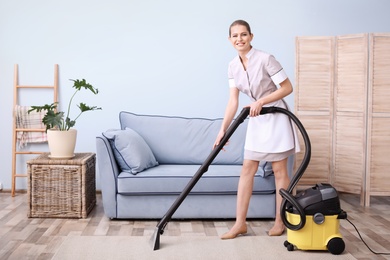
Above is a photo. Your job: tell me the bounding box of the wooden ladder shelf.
[11,64,58,196]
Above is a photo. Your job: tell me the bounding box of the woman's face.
[229,25,253,53]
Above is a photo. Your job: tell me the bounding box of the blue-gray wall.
[1,0,389,190]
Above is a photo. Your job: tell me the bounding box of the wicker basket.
[27,153,96,218]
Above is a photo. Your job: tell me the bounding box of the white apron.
[245,100,300,154]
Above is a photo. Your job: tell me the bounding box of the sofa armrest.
[96,135,120,218]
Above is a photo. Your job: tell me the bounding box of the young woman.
[213,20,299,239]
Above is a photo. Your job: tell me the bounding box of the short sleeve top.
[227,47,299,154]
[228,48,287,102]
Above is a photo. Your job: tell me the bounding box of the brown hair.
[229,20,252,37]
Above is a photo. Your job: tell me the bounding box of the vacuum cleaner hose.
[279,189,306,230]
[260,106,311,231]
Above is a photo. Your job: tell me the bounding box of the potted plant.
[29,79,102,158]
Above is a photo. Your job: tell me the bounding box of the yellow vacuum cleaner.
[281,183,347,255]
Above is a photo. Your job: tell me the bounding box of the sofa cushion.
[119,112,248,165]
[117,161,275,195]
[102,128,158,174]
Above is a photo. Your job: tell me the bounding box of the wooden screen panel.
[366,33,390,206]
[335,34,368,113]
[371,34,390,114]
[333,114,365,194]
[333,34,368,198]
[295,37,334,112]
[295,36,334,188]
[369,117,390,194]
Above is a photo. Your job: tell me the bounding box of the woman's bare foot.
[267,222,285,236]
[220,223,248,240]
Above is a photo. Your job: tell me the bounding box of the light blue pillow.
[102,128,158,174]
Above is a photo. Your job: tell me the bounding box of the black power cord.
[346,218,390,255]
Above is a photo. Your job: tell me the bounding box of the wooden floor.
[0,192,389,260]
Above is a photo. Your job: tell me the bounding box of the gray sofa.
[96,111,294,219]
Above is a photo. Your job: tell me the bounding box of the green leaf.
[78,103,102,113]
[42,110,64,130]
[28,103,58,114]
[70,79,99,94]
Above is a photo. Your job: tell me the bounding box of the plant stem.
[73,113,83,124]
[65,90,78,130]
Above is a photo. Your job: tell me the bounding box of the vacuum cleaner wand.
[150,107,250,250]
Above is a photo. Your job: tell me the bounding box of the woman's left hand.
[245,100,264,117]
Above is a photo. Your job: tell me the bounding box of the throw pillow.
[102,128,158,174]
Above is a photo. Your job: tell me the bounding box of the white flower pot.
[47,129,77,159]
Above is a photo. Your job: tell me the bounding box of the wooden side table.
[27,153,96,218]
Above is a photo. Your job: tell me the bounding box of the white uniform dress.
[228,47,300,161]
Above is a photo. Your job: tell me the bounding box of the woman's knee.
[272,159,288,177]
[241,160,259,176]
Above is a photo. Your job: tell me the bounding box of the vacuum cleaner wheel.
[327,237,345,255]
[284,240,294,251]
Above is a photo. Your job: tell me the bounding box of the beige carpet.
[52,235,356,260]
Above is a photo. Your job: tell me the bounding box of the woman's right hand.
[213,131,229,151]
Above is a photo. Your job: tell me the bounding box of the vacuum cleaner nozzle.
[150,227,161,250]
